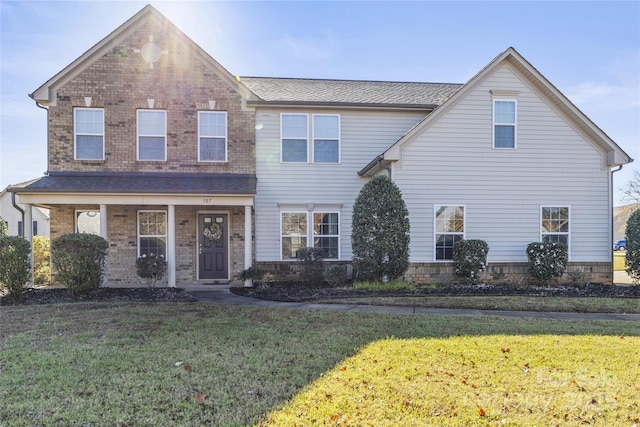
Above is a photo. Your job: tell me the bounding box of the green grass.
[2,303,639,426]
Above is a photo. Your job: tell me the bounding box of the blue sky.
[1,0,638,204]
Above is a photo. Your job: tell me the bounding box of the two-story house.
[10,5,632,286]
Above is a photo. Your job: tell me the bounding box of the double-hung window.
[137,110,166,161]
[281,211,340,259]
[281,114,309,162]
[281,114,340,163]
[541,206,569,245]
[493,99,516,148]
[138,211,167,257]
[74,108,104,160]
[198,111,227,162]
[435,205,465,260]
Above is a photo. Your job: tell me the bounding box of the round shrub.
[51,233,108,295]
[453,239,489,285]
[625,208,640,284]
[0,235,31,299]
[352,175,410,282]
[526,242,568,284]
[136,253,167,286]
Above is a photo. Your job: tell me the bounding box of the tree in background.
[352,175,410,282]
[621,169,640,205]
[625,208,640,284]
[0,216,8,236]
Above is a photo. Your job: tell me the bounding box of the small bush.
[526,242,568,284]
[33,235,51,286]
[136,253,167,286]
[324,264,348,287]
[297,247,326,286]
[453,239,489,285]
[238,266,266,286]
[625,209,640,284]
[0,236,31,298]
[51,233,108,296]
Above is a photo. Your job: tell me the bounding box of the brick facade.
[44,15,255,286]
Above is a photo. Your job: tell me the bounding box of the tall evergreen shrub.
[0,235,31,298]
[625,209,640,284]
[352,175,410,281]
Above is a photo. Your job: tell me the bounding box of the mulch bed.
[2,282,638,306]
[231,282,640,302]
[0,287,197,306]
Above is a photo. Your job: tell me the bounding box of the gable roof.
[359,47,633,176]
[240,77,461,109]
[30,5,252,106]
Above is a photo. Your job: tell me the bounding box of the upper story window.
[281,113,340,163]
[198,111,227,162]
[137,110,166,161]
[493,100,516,149]
[541,206,569,246]
[74,108,104,160]
[434,205,465,260]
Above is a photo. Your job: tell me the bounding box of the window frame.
[434,205,466,261]
[493,99,517,149]
[74,107,105,160]
[75,210,101,235]
[540,206,570,250]
[137,210,167,258]
[281,113,309,163]
[280,210,340,260]
[312,114,340,164]
[198,111,228,162]
[137,109,167,161]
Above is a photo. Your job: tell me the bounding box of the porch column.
[23,204,34,288]
[167,205,176,287]
[244,205,253,287]
[100,205,108,287]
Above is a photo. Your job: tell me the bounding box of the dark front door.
[198,214,228,280]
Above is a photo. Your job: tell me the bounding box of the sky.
[1,0,638,205]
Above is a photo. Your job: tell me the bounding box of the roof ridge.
[240,76,462,86]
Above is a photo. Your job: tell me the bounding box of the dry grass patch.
[260,335,640,426]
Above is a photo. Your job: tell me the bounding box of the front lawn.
[614,250,627,271]
[2,303,639,426]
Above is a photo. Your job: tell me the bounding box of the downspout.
[611,164,623,281]
[11,192,25,237]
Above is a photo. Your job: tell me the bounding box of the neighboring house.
[9,5,633,286]
[0,187,50,237]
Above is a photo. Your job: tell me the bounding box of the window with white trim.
[313,212,339,258]
[74,108,104,160]
[493,100,516,148]
[198,111,227,162]
[138,211,167,257]
[281,210,340,260]
[137,110,166,161]
[76,210,101,235]
[281,114,340,163]
[541,206,569,245]
[281,212,307,259]
[435,205,465,260]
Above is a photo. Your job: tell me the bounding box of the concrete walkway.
[184,284,640,322]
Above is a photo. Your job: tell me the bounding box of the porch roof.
[10,172,257,195]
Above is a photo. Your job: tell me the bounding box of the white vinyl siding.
[198,111,227,162]
[394,64,609,263]
[137,110,166,161]
[74,108,104,160]
[256,109,426,262]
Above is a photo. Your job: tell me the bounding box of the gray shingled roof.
[240,77,462,107]
[12,172,256,194]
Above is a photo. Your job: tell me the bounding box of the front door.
[198,213,228,280]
